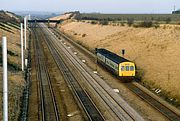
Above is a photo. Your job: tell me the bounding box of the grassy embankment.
[0,21,25,121]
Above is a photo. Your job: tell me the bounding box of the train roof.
[97,48,130,64]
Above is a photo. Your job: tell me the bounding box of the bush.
[7,50,18,56]
[154,23,160,29]
[133,24,139,28]
[120,22,125,26]
[91,21,98,24]
[127,18,134,26]
[133,21,160,28]
[99,20,109,25]
[140,21,153,28]
[82,34,86,37]
[7,62,21,71]
[153,21,159,28]
[133,21,153,28]
[165,17,171,24]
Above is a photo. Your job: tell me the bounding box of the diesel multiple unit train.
[96,48,135,80]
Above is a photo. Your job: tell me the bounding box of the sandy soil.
[59,21,180,102]
[0,26,25,120]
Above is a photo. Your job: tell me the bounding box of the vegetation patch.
[99,19,109,25]
[6,22,20,30]
[0,24,14,33]
[91,21,98,24]
[1,22,20,31]
[0,46,18,56]
[0,47,20,71]
[133,21,160,28]
[7,62,21,71]
[0,57,20,71]
[0,22,12,30]
[80,13,180,22]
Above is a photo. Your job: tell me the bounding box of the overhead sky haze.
[1,0,180,13]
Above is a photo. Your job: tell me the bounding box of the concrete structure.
[2,36,8,121]
[24,17,27,49]
[28,19,61,23]
[21,23,24,71]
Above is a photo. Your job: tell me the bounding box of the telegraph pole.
[24,17,27,50]
[21,23,24,71]
[2,36,8,121]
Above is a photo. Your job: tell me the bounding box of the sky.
[0,0,180,13]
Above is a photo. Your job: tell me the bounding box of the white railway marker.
[74,52,77,55]
[24,17,27,50]
[21,23,24,71]
[2,36,8,121]
[82,60,86,63]
[113,89,120,93]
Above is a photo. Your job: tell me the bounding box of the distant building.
[172,9,180,14]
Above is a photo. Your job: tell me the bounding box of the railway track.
[126,83,180,121]
[32,26,60,121]
[41,24,144,121]
[36,24,105,121]
[50,27,180,121]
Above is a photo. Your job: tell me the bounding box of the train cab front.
[119,62,135,82]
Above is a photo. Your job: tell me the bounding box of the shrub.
[133,21,153,28]
[99,20,109,25]
[154,24,160,29]
[133,24,139,28]
[165,17,171,24]
[91,21,98,24]
[7,50,18,56]
[127,18,134,26]
[154,22,160,29]
[163,25,166,29]
[120,22,125,26]
[140,21,153,28]
[82,34,86,37]
[7,61,21,71]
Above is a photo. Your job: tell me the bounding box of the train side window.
[126,66,129,71]
[121,66,124,71]
[130,66,134,71]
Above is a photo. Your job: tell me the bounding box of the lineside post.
[48,19,50,28]
[2,36,8,121]
[21,23,24,71]
[24,17,27,50]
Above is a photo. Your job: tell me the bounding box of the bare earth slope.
[59,21,180,102]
